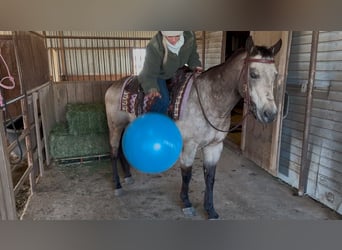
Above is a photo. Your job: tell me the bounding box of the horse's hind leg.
[118,131,134,185]
[111,154,123,196]
[202,143,223,219]
[108,126,126,196]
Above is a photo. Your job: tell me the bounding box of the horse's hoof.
[124,177,134,185]
[207,211,219,220]
[182,207,196,217]
[114,188,123,196]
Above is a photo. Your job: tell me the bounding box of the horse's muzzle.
[261,108,277,123]
[251,102,277,124]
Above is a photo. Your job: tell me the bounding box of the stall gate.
[279,31,342,214]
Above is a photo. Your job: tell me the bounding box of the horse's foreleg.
[203,163,218,219]
[180,166,193,207]
[179,143,198,217]
[202,142,223,219]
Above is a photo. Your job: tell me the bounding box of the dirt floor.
[21,143,341,220]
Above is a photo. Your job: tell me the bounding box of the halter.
[194,55,275,133]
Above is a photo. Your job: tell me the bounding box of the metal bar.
[107,39,113,80]
[113,42,118,80]
[298,31,320,196]
[58,31,68,80]
[91,38,96,80]
[45,35,151,40]
[4,94,25,106]
[79,39,85,81]
[101,39,107,81]
[73,35,80,80]
[85,39,91,81]
[97,37,102,80]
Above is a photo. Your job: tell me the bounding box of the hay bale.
[49,123,110,159]
[66,103,108,136]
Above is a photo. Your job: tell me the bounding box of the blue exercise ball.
[122,113,183,174]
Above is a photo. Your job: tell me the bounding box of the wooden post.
[298,31,320,196]
[0,111,17,220]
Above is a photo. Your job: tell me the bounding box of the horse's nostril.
[264,110,276,122]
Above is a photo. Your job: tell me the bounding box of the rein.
[194,56,275,133]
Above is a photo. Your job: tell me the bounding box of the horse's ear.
[245,36,255,55]
[270,39,282,56]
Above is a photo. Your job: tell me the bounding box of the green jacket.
[138,31,202,93]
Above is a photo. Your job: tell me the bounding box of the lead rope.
[0,49,16,109]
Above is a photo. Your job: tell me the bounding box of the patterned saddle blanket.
[119,67,196,120]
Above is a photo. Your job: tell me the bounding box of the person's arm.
[187,32,203,72]
[138,42,163,95]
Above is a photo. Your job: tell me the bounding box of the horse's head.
[243,36,282,124]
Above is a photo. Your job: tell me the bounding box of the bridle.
[194,55,275,133]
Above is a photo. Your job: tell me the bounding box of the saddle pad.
[120,76,154,115]
[119,73,196,120]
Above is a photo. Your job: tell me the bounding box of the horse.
[104,36,282,219]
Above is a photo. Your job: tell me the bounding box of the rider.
[138,31,203,114]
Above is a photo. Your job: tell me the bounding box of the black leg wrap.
[112,156,122,190]
[180,167,193,208]
[118,145,132,179]
[203,165,219,219]
[118,129,132,179]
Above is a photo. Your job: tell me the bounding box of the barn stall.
[0,31,341,219]
[0,31,210,219]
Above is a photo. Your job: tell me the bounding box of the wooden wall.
[196,31,224,70]
[279,31,342,214]
[53,81,112,122]
[0,34,21,118]
[13,32,50,92]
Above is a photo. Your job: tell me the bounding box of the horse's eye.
[250,72,259,79]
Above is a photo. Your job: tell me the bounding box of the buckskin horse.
[104,36,282,219]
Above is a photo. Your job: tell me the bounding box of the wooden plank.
[101,81,112,99]
[321,147,342,164]
[39,82,55,166]
[0,111,17,219]
[75,82,85,103]
[12,32,50,92]
[315,181,342,213]
[66,82,76,103]
[32,92,44,177]
[82,82,94,103]
[53,83,68,122]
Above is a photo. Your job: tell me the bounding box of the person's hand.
[195,66,203,73]
[146,88,161,99]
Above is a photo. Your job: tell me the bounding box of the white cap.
[161,31,183,36]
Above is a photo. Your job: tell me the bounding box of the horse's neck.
[195,61,243,118]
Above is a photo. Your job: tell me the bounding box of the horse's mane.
[203,44,274,74]
[250,45,274,58]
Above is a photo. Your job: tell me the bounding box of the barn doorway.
[225,31,250,148]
